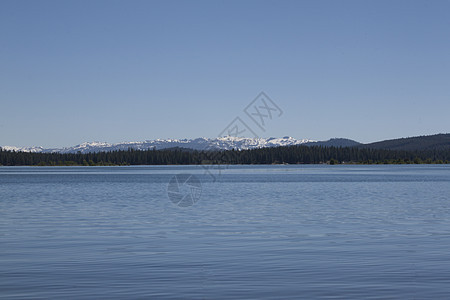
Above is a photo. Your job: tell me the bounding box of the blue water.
[1,165,450,299]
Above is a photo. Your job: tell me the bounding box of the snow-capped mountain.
[1,146,46,153]
[1,136,314,153]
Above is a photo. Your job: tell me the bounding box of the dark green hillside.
[361,133,450,151]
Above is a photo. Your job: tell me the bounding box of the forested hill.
[1,145,449,166]
[361,133,450,151]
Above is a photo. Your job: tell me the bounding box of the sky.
[1,0,449,148]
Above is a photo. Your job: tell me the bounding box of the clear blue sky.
[1,0,449,147]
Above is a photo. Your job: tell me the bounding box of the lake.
[1,165,450,299]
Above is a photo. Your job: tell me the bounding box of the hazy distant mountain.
[304,138,361,148]
[360,133,450,151]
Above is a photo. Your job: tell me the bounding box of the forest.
[1,145,449,166]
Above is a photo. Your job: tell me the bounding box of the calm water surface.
[1,165,450,299]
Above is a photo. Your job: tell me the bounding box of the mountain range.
[1,136,314,153]
[1,134,449,153]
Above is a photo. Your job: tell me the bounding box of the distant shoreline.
[1,162,449,167]
[1,144,449,167]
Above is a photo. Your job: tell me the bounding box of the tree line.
[0,146,449,166]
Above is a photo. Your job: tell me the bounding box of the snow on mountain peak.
[1,146,45,153]
[1,136,315,154]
